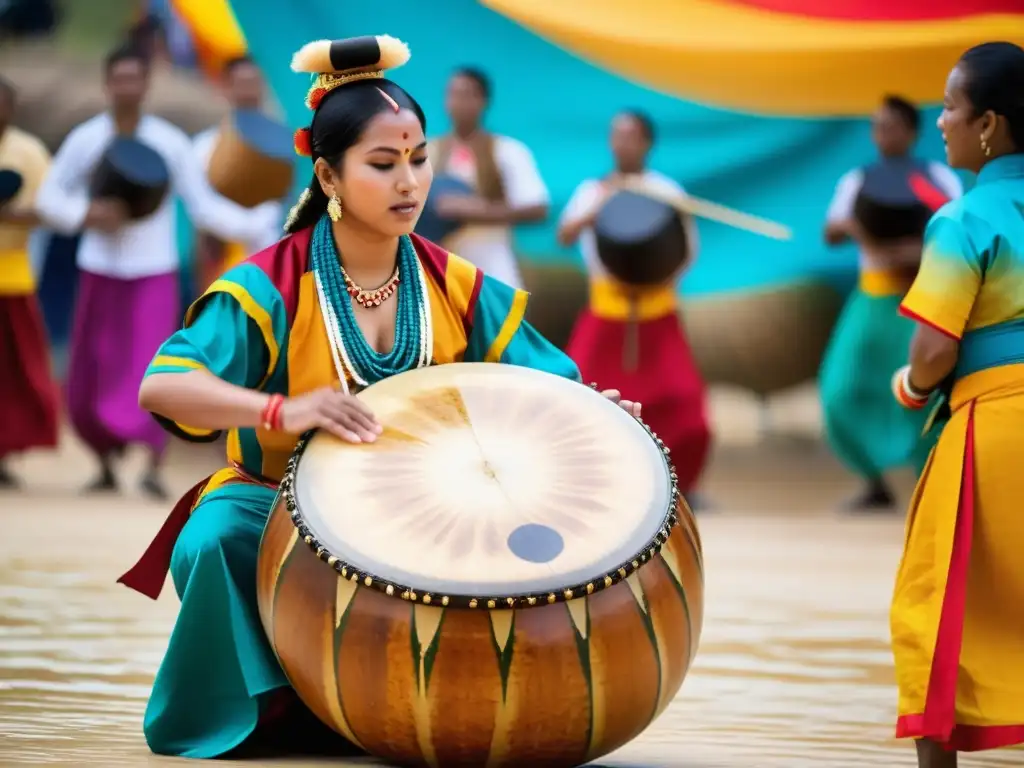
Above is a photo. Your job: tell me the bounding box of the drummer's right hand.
[86,199,129,234]
[278,387,382,443]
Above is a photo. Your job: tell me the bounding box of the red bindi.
[402,132,409,139]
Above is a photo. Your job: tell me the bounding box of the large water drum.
[256,362,704,768]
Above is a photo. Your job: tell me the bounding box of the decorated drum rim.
[277,391,683,611]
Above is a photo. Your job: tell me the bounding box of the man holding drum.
[425,67,549,289]
[191,55,284,291]
[35,44,272,499]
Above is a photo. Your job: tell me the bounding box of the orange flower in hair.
[293,127,312,157]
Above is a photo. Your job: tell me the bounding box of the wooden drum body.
[414,174,475,244]
[594,189,691,287]
[89,137,170,220]
[256,363,704,768]
[853,158,946,243]
[208,108,294,208]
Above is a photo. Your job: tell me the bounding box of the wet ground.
[1,386,1019,766]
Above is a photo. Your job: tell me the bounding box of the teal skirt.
[819,289,935,480]
[142,483,357,759]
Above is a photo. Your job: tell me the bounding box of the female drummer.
[889,42,1024,767]
[120,35,640,759]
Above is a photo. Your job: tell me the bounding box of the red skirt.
[566,309,711,492]
[0,294,60,457]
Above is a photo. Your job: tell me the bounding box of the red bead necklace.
[340,265,401,308]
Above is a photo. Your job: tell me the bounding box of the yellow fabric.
[151,355,206,371]
[221,242,248,273]
[858,268,914,298]
[170,0,246,61]
[189,466,253,511]
[0,127,51,295]
[269,257,479,480]
[481,0,1023,116]
[484,288,528,362]
[0,249,35,296]
[891,363,1024,724]
[588,278,678,321]
[186,278,279,387]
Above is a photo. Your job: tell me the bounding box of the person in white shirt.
[819,95,964,512]
[557,110,712,508]
[427,67,548,289]
[35,44,272,499]
[190,55,282,292]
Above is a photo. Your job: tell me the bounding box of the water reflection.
[1,499,1021,767]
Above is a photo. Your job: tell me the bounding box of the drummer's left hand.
[601,388,642,419]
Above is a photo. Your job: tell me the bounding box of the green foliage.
[53,0,138,53]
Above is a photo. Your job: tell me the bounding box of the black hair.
[881,94,920,133]
[285,78,428,234]
[452,66,491,102]
[104,43,150,77]
[223,54,256,77]
[619,109,656,144]
[958,42,1024,152]
[0,76,15,106]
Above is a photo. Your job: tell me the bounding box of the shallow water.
[1,395,1020,767]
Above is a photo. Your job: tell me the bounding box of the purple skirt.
[66,270,180,456]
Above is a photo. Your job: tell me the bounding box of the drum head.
[594,190,689,286]
[415,175,475,244]
[0,169,24,206]
[232,109,294,162]
[104,137,169,187]
[292,363,674,600]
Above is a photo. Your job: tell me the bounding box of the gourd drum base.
[256,364,705,768]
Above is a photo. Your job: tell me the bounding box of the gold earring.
[981,136,992,157]
[327,194,343,222]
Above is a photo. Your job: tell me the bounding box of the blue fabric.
[956,319,1024,380]
[465,273,582,380]
[819,289,934,479]
[227,0,964,301]
[144,483,286,758]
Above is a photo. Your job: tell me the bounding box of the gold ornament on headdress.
[291,34,411,112]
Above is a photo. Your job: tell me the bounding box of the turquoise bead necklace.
[311,215,432,392]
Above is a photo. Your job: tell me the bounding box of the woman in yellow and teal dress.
[889,42,1024,768]
[117,35,641,760]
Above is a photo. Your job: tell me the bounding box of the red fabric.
[727,0,1020,21]
[566,309,711,492]
[909,172,952,213]
[894,404,1024,751]
[117,475,211,600]
[0,295,59,458]
[247,226,314,326]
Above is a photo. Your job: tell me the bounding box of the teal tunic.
[819,287,936,480]
[138,230,581,758]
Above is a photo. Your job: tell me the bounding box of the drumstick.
[611,175,793,242]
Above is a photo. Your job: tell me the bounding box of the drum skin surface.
[0,168,24,206]
[256,363,704,768]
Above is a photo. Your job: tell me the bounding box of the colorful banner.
[483,0,1024,116]
[172,0,986,299]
